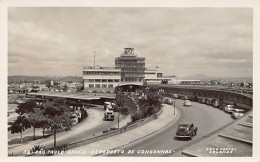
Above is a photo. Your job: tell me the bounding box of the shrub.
[120,107,129,115]
[131,114,140,122]
[30,144,46,155]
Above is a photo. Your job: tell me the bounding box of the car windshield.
[178,127,188,132]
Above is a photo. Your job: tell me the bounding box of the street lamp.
[173,99,176,116]
[117,111,120,129]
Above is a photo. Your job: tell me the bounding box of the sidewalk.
[8,108,131,156]
[61,104,177,156]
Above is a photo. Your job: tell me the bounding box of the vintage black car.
[175,123,198,140]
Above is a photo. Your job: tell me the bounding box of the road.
[108,99,234,157]
[8,105,131,155]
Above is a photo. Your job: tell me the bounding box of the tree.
[63,84,69,92]
[10,115,31,143]
[27,109,48,139]
[16,100,37,115]
[42,98,73,147]
[138,88,163,118]
[115,92,125,111]
[46,112,73,147]
[115,92,126,128]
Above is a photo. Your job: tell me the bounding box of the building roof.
[115,56,145,60]
[83,66,120,71]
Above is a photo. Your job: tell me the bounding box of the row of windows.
[116,59,145,63]
[83,71,120,75]
[89,84,114,88]
[121,78,143,82]
[115,64,145,68]
[86,79,120,83]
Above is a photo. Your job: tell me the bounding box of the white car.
[224,105,235,113]
[232,109,245,119]
[183,100,191,106]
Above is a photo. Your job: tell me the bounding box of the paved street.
[8,105,131,155]
[108,99,234,157]
[60,103,176,156]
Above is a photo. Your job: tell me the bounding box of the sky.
[8,7,253,78]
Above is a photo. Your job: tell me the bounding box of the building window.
[102,84,107,88]
[108,79,113,82]
[95,84,100,88]
[108,84,113,88]
[88,79,94,82]
[95,79,100,82]
[114,79,119,82]
[102,79,107,82]
[89,84,94,88]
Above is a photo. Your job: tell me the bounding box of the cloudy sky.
[8,7,253,78]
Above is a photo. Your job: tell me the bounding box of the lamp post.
[116,89,121,129]
[174,99,176,116]
[117,111,120,129]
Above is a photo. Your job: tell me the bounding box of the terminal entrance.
[115,84,144,93]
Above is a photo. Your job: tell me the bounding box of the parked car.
[232,109,245,119]
[219,103,226,110]
[173,94,179,99]
[175,123,198,140]
[200,98,206,104]
[213,99,220,108]
[224,105,235,113]
[182,96,189,100]
[183,100,191,107]
[163,97,173,105]
[166,98,173,105]
[206,98,215,106]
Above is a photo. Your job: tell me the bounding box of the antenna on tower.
[94,51,96,67]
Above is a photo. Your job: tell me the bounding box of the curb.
[167,110,253,157]
[95,105,179,156]
[60,107,165,153]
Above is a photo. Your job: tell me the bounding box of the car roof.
[234,109,244,112]
[178,123,192,127]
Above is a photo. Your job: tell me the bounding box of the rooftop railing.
[154,84,253,97]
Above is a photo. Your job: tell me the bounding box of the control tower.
[115,48,145,84]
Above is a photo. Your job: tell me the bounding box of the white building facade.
[83,66,121,92]
[83,48,187,92]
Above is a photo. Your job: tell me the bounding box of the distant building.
[178,80,201,85]
[144,69,178,84]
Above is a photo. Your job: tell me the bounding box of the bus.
[104,108,115,121]
[104,102,112,110]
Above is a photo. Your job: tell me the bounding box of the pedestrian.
[234,102,237,108]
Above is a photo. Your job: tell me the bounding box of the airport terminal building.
[83,48,176,92]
